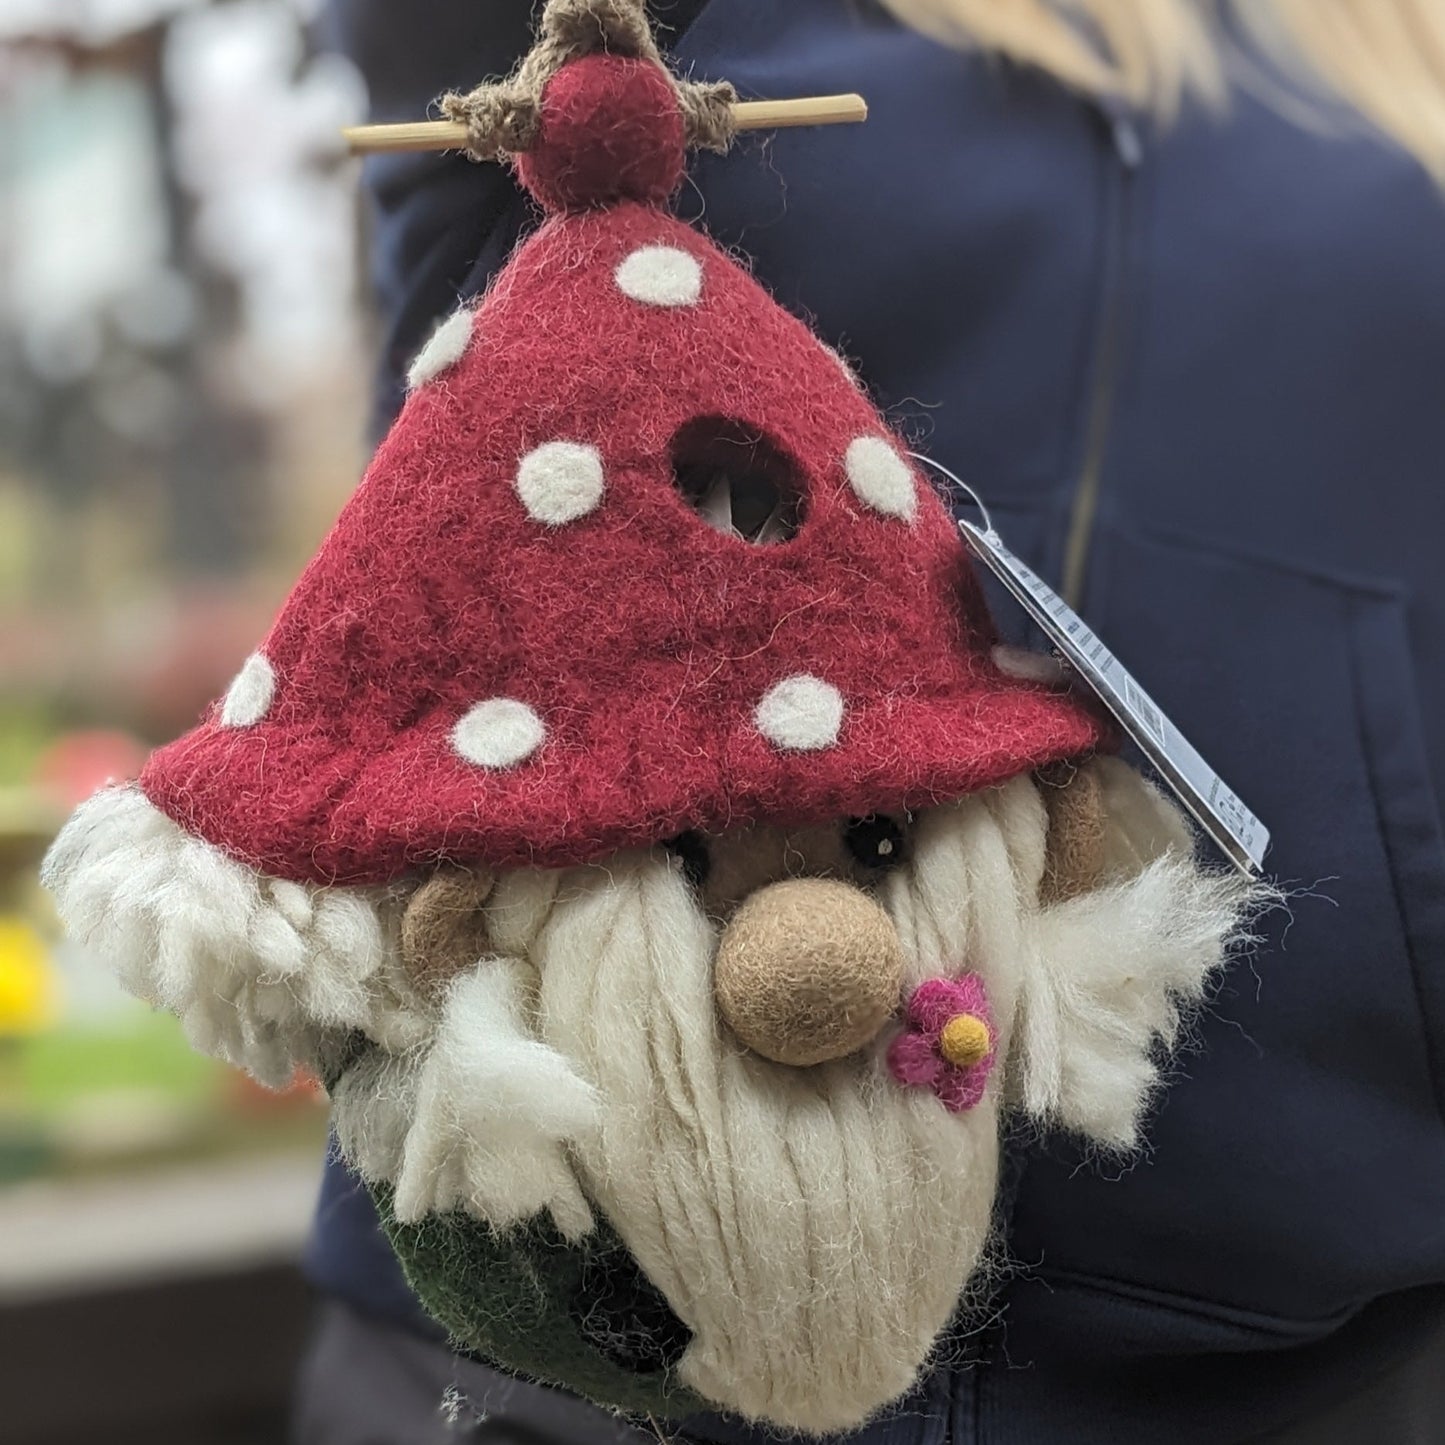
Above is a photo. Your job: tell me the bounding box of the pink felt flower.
[887,974,996,1112]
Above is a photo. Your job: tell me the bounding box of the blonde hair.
[878,0,1445,179]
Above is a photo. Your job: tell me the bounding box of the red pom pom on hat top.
[517,54,685,212]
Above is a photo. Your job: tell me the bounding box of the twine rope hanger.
[441,0,738,160]
[342,0,866,157]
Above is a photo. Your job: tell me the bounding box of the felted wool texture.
[438,5,736,165]
[1092,752,1199,872]
[452,697,547,769]
[219,652,275,727]
[844,434,919,521]
[406,307,474,391]
[531,849,1001,1435]
[322,774,1251,1433]
[698,818,867,918]
[516,55,685,213]
[1013,857,1253,1147]
[329,1043,421,1185]
[713,877,904,1066]
[513,440,606,525]
[368,1180,707,1422]
[136,110,1109,886]
[753,672,845,751]
[613,243,702,307]
[399,865,495,996]
[879,772,1259,1152]
[370,961,599,1239]
[40,784,431,1088]
[1038,758,1107,904]
[1007,760,1261,1147]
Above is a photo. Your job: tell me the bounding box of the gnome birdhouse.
[43,1,1259,1435]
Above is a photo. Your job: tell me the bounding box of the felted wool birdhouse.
[43,4,1258,1435]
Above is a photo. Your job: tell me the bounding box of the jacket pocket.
[1347,585,1445,1101]
[1008,523,1445,1333]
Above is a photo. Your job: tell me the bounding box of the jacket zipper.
[1060,111,1141,607]
[955,109,1146,1445]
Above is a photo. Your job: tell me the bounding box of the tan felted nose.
[713,877,905,1067]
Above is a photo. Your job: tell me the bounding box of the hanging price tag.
[956,515,1268,874]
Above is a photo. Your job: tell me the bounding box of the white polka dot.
[614,245,703,307]
[992,645,1068,687]
[755,675,845,752]
[406,307,473,390]
[515,441,605,525]
[219,653,275,728]
[844,436,917,521]
[453,698,545,769]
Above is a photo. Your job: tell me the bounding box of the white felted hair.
[46,772,1257,1434]
[532,850,999,1434]
[883,768,1258,1149]
[1013,856,1248,1145]
[379,963,598,1239]
[1005,759,1258,1145]
[41,786,432,1087]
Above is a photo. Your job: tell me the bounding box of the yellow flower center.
[939,1012,990,1068]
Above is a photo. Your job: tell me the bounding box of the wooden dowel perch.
[343,93,867,155]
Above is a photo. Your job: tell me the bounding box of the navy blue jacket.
[309,3,1445,1440]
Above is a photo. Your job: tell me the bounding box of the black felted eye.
[670,416,804,544]
[663,831,712,891]
[844,815,907,871]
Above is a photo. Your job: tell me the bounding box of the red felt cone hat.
[141,54,1107,885]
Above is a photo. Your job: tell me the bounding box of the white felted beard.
[39,785,433,1087]
[42,763,1260,1435]
[346,765,1256,1433]
[530,852,999,1430]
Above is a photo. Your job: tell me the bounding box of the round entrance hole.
[670,417,804,544]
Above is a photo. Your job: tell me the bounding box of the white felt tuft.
[614,245,703,307]
[406,307,472,390]
[514,440,605,525]
[1005,761,1261,1147]
[754,674,845,751]
[39,785,430,1088]
[1013,855,1253,1147]
[452,698,545,769]
[219,652,275,728]
[992,644,1068,687]
[844,436,918,521]
[377,963,600,1240]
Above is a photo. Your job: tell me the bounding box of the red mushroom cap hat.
[140,54,1108,886]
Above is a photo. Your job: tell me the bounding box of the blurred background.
[0,2,370,1439]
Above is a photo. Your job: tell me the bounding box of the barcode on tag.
[1123,675,1165,746]
[959,518,1269,875]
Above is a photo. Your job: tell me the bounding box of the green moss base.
[370,1181,705,1422]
